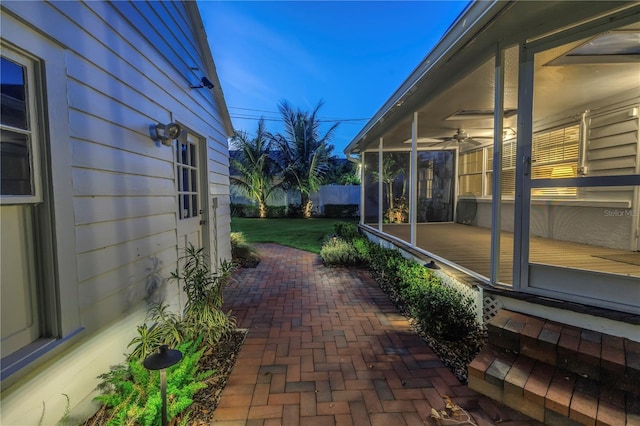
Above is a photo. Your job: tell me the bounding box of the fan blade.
[465,137,483,146]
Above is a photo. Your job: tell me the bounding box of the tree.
[322,157,360,185]
[372,154,407,222]
[230,118,280,218]
[273,100,338,218]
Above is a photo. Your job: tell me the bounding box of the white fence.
[231,184,360,215]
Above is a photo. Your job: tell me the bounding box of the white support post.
[490,43,505,284]
[359,156,364,226]
[411,112,418,247]
[513,42,535,290]
[378,137,384,230]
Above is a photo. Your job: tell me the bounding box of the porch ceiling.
[348,1,640,154]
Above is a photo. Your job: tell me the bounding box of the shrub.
[355,238,480,345]
[95,338,211,426]
[324,204,359,218]
[170,245,236,347]
[333,222,360,242]
[266,205,286,217]
[413,283,477,342]
[128,304,185,361]
[287,204,303,218]
[351,237,371,260]
[320,237,359,266]
[230,203,245,217]
[231,232,256,260]
[243,205,260,218]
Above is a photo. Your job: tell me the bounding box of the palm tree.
[371,154,407,222]
[230,118,280,218]
[273,100,338,218]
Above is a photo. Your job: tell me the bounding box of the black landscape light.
[143,345,183,426]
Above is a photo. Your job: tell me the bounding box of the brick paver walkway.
[214,244,539,425]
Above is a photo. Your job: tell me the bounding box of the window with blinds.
[531,125,579,196]
[487,138,517,197]
[483,126,579,197]
[459,150,483,196]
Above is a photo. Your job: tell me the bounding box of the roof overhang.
[185,1,235,138]
[344,0,640,156]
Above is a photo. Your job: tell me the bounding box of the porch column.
[513,42,535,290]
[359,157,364,226]
[490,43,505,284]
[411,112,418,246]
[378,137,384,230]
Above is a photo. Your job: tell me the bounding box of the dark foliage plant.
[333,222,361,242]
[321,232,483,379]
[319,236,360,266]
[94,338,212,426]
[92,245,238,424]
[323,204,359,218]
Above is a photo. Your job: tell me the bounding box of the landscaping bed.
[321,222,486,384]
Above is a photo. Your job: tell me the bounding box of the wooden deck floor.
[378,223,640,284]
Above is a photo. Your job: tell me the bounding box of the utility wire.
[228,106,370,123]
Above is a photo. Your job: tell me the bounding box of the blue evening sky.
[198,1,469,157]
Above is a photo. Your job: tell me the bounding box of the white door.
[176,132,206,252]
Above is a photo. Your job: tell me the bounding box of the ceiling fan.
[438,129,486,147]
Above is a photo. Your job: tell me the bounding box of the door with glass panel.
[176,132,205,251]
[517,17,640,313]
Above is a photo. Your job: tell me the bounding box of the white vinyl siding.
[0,0,232,329]
[573,104,640,203]
[1,2,232,420]
[587,106,638,176]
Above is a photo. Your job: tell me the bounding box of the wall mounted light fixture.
[150,122,182,146]
[190,76,214,89]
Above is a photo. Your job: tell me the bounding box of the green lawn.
[230,217,358,254]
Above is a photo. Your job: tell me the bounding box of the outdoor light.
[143,345,183,426]
[151,122,182,145]
[190,76,214,89]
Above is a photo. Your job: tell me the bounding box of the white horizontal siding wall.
[1,1,231,423]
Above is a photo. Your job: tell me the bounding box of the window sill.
[1,327,84,390]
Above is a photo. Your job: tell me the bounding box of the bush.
[95,338,211,426]
[230,203,245,217]
[324,204,359,218]
[352,237,371,260]
[170,245,236,347]
[352,237,481,346]
[230,203,261,217]
[287,204,303,218]
[267,205,286,217]
[334,222,360,242]
[231,232,256,259]
[320,237,360,266]
[414,283,477,342]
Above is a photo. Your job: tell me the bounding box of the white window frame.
[1,49,42,204]
[1,22,81,384]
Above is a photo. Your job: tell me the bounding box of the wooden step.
[486,310,639,393]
